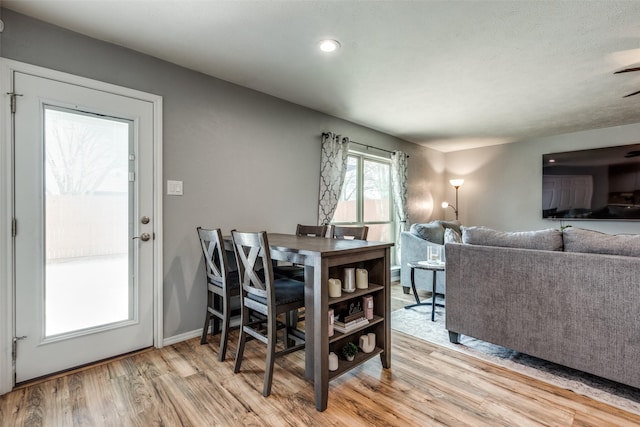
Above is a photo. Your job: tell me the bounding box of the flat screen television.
[542,144,640,220]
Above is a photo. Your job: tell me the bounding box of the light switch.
[167,180,183,196]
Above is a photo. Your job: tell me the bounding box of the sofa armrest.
[400,232,445,293]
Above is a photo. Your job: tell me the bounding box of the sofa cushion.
[444,227,462,244]
[410,222,445,244]
[563,227,640,257]
[462,226,563,251]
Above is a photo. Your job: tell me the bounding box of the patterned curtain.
[317,132,350,225]
[391,151,409,263]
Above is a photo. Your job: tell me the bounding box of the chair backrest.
[296,224,328,237]
[329,225,369,240]
[231,230,274,313]
[197,227,232,287]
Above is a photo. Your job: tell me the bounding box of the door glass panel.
[363,159,391,222]
[44,106,132,337]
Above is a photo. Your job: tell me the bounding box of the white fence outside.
[46,194,128,260]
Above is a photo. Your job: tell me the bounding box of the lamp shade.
[449,179,464,188]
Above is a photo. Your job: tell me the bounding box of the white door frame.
[0,58,164,395]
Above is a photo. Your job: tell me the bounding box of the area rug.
[391,305,640,416]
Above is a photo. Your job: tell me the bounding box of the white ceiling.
[5,0,640,152]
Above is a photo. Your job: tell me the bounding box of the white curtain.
[391,151,409,263]
[317,132,350,225]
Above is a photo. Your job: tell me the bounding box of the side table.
[404,261,445,321]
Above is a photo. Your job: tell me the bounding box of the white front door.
[12,70,158,383]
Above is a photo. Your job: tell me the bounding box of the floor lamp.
[442,179,464,220]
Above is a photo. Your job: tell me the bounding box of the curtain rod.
[322,132,408,157]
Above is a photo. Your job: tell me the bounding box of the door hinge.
[11,218,17,237]
[12,336,27,362]
[7,92,23,114]
[129,172,135,182]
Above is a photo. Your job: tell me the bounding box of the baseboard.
[163,328,202,346]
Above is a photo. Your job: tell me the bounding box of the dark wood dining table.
[227,233,393,411]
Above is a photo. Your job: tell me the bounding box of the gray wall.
[0,9,444,339]
[445,123,640,235]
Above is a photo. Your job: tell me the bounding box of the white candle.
[356,268,368,289]
[328,278,342,298]
[343,268,356,292]
[328,352,339,371]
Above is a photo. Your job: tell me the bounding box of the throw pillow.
[444,227,462,244]
[461,226,563,251]
[437,220,462,235]
[563,227,640,257]
[409,222,445,244]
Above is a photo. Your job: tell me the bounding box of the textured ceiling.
[5,1,640,152]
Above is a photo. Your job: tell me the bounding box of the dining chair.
[231,230,305,397]
[329,224,369,240]
[273,224,329,329]
[197,227,241,362]
[295,224,328,237]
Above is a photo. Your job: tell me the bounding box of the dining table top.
[265,233,393,253]
[224,232,393,261]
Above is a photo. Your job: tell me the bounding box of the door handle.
[133,233,151,241]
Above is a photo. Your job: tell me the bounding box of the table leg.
[410,266,421,304]
[431,270,436,322]
[404,266,434,310]
[312,259,329,411]
[404,266,445,320]
[304,265,314,381]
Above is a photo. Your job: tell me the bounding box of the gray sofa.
[446,226,640,389]
[400,220,461,295]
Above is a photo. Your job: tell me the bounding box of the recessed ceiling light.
[319,39,340,53]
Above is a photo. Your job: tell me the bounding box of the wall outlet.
[167,180,183,196]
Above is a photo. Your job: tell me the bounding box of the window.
[333,152,395,246]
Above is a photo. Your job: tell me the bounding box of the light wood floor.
[1,283,639,426]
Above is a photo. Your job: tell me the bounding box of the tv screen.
[542,144,640,220]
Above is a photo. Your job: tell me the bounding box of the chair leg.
[283,312,291,349]
[200,312,211,345]
[212,294,222,334]
[234,307,249,373]
[285,310,300,348]
[218,296,231,362]
[200,293,213,345]
[287,311,296,348]
[263,313,277,397]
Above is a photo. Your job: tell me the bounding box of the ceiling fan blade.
[615,67,640,74]
[623,89,640,98]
